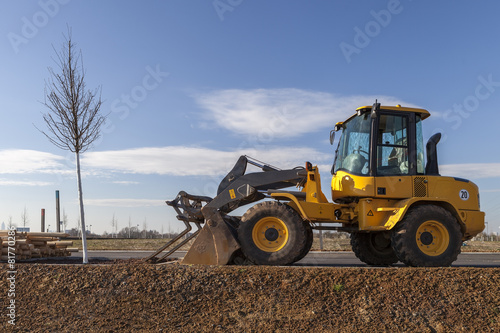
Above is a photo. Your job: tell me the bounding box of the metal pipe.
[41,208,45,233]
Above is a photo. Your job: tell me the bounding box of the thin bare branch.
[38,29,106,154]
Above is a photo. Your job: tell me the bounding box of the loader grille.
[413,177,427,197]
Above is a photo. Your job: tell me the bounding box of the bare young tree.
[142,218,148,239]
[7,216,15,229]
[111,213,118,238]
[38,29,106,264]
[21,206,30,229]
[62,209,68,232]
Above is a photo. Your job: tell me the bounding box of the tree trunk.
[76,152,88,264]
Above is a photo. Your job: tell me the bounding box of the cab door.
[374,113,413,199]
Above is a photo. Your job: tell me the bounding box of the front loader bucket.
[145,191,240,265]
[181,218,240,265]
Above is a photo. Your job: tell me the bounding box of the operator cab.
[330,102,434,201]
[332,102,430,178]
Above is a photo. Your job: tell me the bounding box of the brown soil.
[1,259,499,332]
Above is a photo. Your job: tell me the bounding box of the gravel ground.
[1,259,499,332]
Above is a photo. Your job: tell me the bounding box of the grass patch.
[331,284,344,292]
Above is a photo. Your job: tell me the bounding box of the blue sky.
[1,0,500,235]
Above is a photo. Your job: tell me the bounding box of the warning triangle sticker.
[367,210,374,216]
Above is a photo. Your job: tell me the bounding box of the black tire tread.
[391,205,462,267]
[238,201,308,266]
[350,232,399,266]
[294,222,313,263]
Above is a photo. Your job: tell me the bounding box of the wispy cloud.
[441,163,500,180]
[0,178,54,186]
[84,198,166,207]
[0,149,68,175]
[83,146,329,176]
[112,180,140,185]
[195,88,418,138]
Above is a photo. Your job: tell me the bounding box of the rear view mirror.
[329,130,335,145]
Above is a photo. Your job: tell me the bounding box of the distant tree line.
[65,226,179,239]
[472,232,500,242]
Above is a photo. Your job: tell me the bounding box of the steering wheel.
[353,146,369,157]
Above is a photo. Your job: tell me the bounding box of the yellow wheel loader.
[147,102,485,267]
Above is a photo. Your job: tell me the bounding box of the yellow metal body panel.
[303,166,329,203]
[357,198,403,231]
[331,171,375,201]
[285,199,337,222]
[459,210,485,238]
[375,176,412,198]
[426,176,480,210]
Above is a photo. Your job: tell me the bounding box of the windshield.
[333,113,371,175]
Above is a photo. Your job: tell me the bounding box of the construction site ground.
[1,257,500,332]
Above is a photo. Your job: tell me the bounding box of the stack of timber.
[0,231,76,261]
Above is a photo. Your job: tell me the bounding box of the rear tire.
[351,232,398,266]
[238,201,308,265]
[391,205,462,267]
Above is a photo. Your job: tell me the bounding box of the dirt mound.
[1,260,499,332]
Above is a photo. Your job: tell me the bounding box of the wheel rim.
[416,220,449,256]
[252,217,289,252]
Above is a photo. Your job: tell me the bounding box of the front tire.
[238,201,309,265]
[391,205,462,267]
[295,223,313,263]
[351,232,399,266]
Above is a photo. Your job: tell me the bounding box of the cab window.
[376,115,409,176]
[416,115,425,174]
[334,113,370,175]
